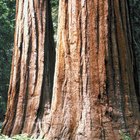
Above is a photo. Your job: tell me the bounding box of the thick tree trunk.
[2,0,140,139]
[44,0,140,139]
[129,0,140,112]
[2,0,55,136]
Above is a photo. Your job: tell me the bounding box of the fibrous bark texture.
[129,0,140,112]
[2,0,55,136]
[44,0,140,140]
[2,0,140,139]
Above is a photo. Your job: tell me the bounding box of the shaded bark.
[1,0,55,136]
[44,0,140,140]
[2,0,140,139]
[129,0,140,112]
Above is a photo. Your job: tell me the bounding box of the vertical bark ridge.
[11,0,31,134]
[32,0,56,137]
[22,0,46,134]
[108,0,140,138]
[2,0,55,136]
[116,0,139,134]
[45,0,70,138]
[2,0,140,139]
[130,0,140,113]
[1,0,24,135]
[109,0,126,132]
[22,0,55,135]
[45,0,113,139]
[45,0,140,139]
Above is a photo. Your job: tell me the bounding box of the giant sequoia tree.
[130,0,140,111]
[44,0,140,139]
[1,0,55,136]
[2,0,140,140]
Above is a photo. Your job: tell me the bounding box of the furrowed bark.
[2,0,140,139]
[129,0,140,113]
[2,0,55,136]
[44,0,140,139]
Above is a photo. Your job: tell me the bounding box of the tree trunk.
[44,0,140,139]
[2,0,140,139]
[129,0,140,112]
[1,0,55,137]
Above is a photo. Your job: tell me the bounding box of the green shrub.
[0,132,45,140]
[119,130,132,140]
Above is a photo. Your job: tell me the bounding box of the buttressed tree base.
[2,0,140,140]
[2,0,55,136]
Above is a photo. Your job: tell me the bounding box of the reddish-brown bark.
[2,0,140,140]
[44,0,140,139]
[2,0,55,136]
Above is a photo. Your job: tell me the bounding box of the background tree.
[1,0,55,136]
[44,0,140,139]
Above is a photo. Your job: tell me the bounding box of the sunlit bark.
[44,0,140,139]
[2,0,140,139]
[2,0,55,136]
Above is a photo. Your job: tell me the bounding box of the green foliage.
[51,0,59,41]
[0,96,6,121]
[0,122,2,129]
[0,134,44,140]
[0,131,45,140]
[119,130,132,140]
[0,134,29,140]
[0,0,15,45]
[0,0,16,121]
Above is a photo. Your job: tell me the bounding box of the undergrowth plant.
[0,131,45,140]
[119,130,132,140]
